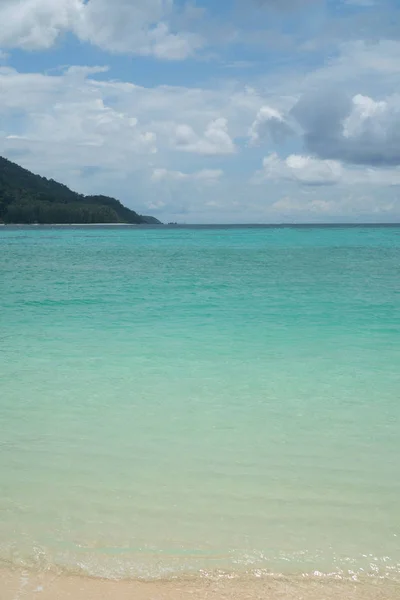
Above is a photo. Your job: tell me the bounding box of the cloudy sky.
[1,0,400,223]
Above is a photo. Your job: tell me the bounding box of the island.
[0,156,162,225]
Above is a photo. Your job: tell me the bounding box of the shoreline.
[0,222,139,226]
[2,567,400,600]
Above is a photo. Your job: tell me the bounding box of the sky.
[1,0,400,223]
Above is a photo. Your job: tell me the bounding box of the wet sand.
[2,568,400,600]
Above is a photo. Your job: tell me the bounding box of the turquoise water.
[1,225,400,581]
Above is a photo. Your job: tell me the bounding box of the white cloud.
[270,192,397,218]
[19,97,156,150]
[0,66,265,185]
[271,196,333,215]
[348,165,400,185]
[0,0,204,59]
[255,151,400,187]
[0,66,157,177]
[75,1,204,60]
[300,41,400,96]
[342,94,387,138]
[172,118,236,155]
[292,91,400,166]
[1,28,400,223]
[0,65,252,219]
[256,153,343,185]
[0,0,80,50]
[152,168,223,183]
[249,105,294,146]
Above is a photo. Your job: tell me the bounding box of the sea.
[1,225,400,596]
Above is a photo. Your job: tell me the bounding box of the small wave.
[1,563,400,600]
[1,544,399,584]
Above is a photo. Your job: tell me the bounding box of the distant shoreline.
[2,222,400,228]
[0,222,139,226]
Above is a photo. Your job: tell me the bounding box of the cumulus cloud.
[292,90,400,166]
[256,153,343,186]
[0,65,256,218]
[254,151,400,187]
[0,0,80,50]
[0,66,157,177]
[172,118,236,155]
[0,66,264,181]
[75,1,204,60]
[20,97,156,150]
[1,27,400,222]
[0,0,203,59]
[249,105,294,145]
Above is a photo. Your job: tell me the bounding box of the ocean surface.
[1,225,400,584]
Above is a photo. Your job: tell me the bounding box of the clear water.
[1,225,400,581]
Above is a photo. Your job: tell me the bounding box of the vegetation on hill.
[0,156,161,225]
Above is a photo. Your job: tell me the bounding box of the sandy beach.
[2,567,400,600]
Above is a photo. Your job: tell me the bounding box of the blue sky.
[1,0,400,223]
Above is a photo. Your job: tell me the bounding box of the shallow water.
[1,225,400,583]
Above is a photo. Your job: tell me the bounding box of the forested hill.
[0,157,161,225]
